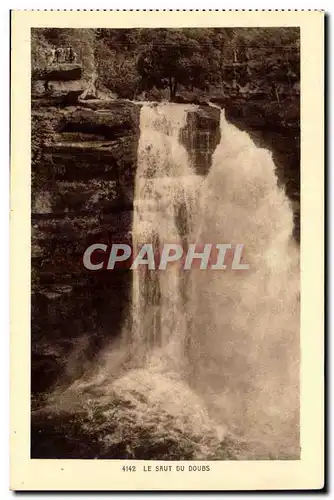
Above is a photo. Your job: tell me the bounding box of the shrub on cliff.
[31,30,52,74]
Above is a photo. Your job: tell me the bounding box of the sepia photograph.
[30,25,300,461]
[10,10,324,491]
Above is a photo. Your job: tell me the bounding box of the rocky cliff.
[31,65,299,397]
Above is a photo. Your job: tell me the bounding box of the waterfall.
[118,103,299,457]
[47,103,299,460]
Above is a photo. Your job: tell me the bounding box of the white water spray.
[187,109,300,457]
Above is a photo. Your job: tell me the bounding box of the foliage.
[136,29,221,100]
[31,27,300,102]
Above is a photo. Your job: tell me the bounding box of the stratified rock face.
[180,106,221,175]
[32,63,116,105]
[31,100,140,394]
[62,104,138,139]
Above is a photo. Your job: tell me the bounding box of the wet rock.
[31,371,224,459]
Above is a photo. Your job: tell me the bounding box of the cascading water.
[187,109,300,458]
[45,102,299,460]
[129,103,204,372]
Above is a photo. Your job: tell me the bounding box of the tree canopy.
[31,27,300,101]
[136,29,221,99]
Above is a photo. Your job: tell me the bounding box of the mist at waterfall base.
[42,103,300,460]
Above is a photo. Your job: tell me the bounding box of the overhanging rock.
[33,63,82,82]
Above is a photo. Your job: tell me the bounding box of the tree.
[95,39,140,99]
[137,29,221,101]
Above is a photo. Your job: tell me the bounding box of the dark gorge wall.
[31,68,141,394]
